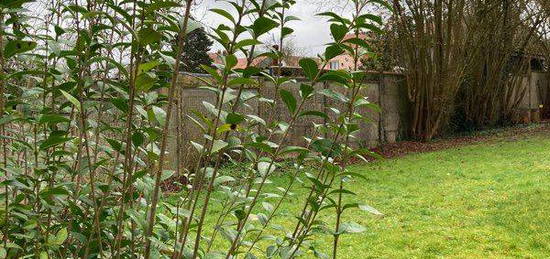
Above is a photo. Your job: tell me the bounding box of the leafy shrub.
[0,0,387,258]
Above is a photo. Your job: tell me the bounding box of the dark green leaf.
[325,44,344,60]
[138,60,160,75]
[279,89,297,114]
[111,98,129,113]
[330,24,348,42]
[311,139,341,156]
[299,58,319,81]
[139,28,162,45]
[40,134,73,150]
[319,70,351,84]
[210,8,235,24]
[299,84,314,98]
[358,14,383,25]
[106,138,123,153]
[252,17,279,37]
[59,90,81,110]
[4,40,37,58]
[226,112,245,124]
[0,0,33,8]
[132,132,145,147]
[319,88,349,103]
[38,114,70,124]
[299,111,329,120]
[282,27,294,38]
[135,73,157,92]
[317,12,350,25]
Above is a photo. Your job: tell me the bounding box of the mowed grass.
[179,131,550,258]
[326,132,550,258]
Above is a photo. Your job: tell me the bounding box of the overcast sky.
[193,0,353,56]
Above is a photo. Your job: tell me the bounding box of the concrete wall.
[167,70,549,169]
[518,72,549,122]
[169,72,408,169]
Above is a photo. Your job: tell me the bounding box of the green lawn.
[305,132,550,258]
[184,131,550,258]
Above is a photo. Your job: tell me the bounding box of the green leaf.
[210,9,235,24]
[262,202,274,212]
[0,135,32,149]
[279,89,297,114]
[358,14,383,25]
[201,65,222,83]
[40,134,73,150]
[284,16,301,23]
[59,90,81,110]
[228,77,256,86]
[343,37,371,50]
[40,187,70,202]
[311,139,341,156]
[280,146,309,155]
[252,17,279,37]
[161,170,175,181]
[234,39,262,50]
[319,70,351,84]
[38,114,70,124]
[330,24,348,42]
[299,111,329,120]
[111,98,129,113]
[106,138,123,153]
[0,0,34,8]
[359,204,384,216]
[132,132,145,147]
[225,54,238,70]
[299,83,314,98]
[139,28,162,45]
[234,209,246,220]
[5,242,22,250]
[369,0,394,12]
[317,12,350,25]
[136,73,157,92]
[258,161,276,177]
[299,58,319,81]
[358,23,383,34]
[329,189,356,196]
[138,60,160,75]
[4,40,37,58]
[325,44,344,60]
[214,175,235,186]
[54,25,66,36]
[338,222,365,234]
[52,228,68,246]
[152,106,166,125]
[319,88,349,103]
[226,112,244,124]
[211,139,228,154]
[65,5,88,14]
[0,115,14,126]
[147,1,181,13]
[282,27,294,38]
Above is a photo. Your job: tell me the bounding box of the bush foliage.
[0,0,387,258]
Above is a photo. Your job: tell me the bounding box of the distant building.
[207,33,371,73]
[326,33,370,70]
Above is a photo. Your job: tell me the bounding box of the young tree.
[179,27,214,73]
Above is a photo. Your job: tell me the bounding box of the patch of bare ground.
[371,121,550,160]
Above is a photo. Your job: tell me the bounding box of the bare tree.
[392,0,469,140]
[459,0,546,127]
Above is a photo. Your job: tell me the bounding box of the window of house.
[330,61,339,70]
